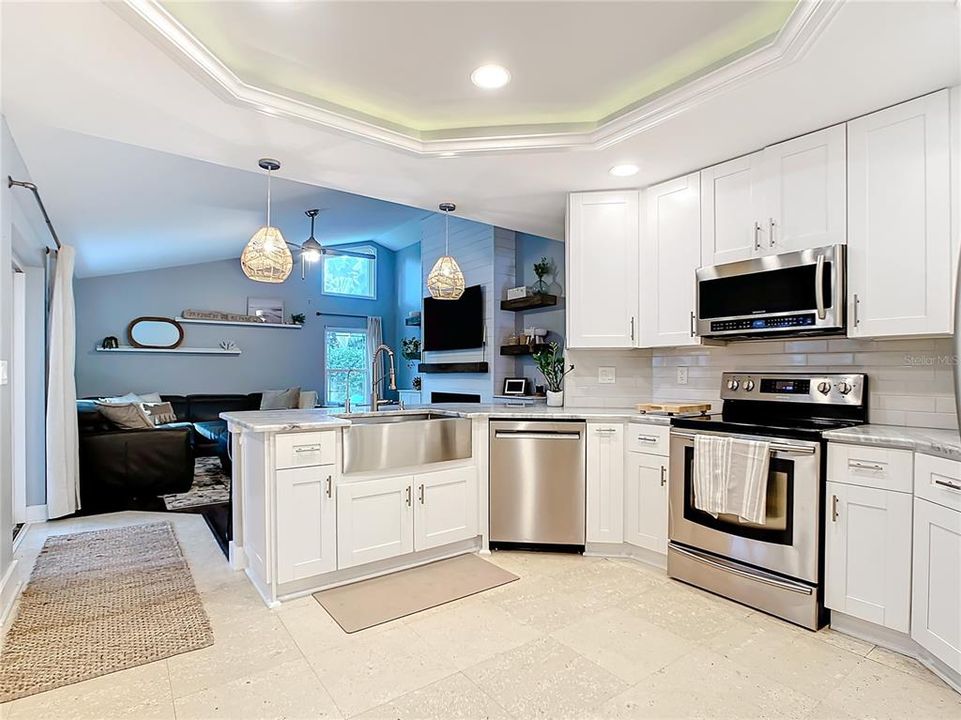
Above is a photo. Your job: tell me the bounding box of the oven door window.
[698,263,832,319]
[682,446,794,545]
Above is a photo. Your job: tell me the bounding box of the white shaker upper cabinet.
[847,90,953,338]
[762,124,847,254]
[640,173,701,348]
[700,151,765,266]
[567,191,640,348]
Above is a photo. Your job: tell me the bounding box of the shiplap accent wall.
[420,215,516,401]
[566,338,958,430]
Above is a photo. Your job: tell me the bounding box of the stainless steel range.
[668,372,868,629]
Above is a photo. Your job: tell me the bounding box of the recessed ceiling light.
[609,163,639,177]
[471,64,511,89]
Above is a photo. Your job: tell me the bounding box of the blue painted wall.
[74,243,399,401]
[514,232,566,384]
[394,242,422,391]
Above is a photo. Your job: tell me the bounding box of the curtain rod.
[315,311,370,320]
[8,176,62,252]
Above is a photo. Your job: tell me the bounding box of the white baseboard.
[24,504,47,523]
[0,559,22,628]
[831,611,961,694]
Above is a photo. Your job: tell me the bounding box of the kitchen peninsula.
[221,405,674,606]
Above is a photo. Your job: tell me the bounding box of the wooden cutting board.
[636,401,711,415]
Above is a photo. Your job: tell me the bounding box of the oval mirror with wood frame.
[127,317,185,349]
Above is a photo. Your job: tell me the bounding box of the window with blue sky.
[322,246,377,299]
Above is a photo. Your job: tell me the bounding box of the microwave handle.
[815,254,826,320]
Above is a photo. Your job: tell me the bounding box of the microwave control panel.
[709,313,816,333]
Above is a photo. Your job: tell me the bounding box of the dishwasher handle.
[493,430,582,441]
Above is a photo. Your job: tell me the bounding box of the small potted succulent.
[532,341,574,407]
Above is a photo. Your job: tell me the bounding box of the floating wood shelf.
[500,294,558,311]
[175,317,301,329]
[499,344,547,356]
[417,362,489,374]
[96,346,241,356]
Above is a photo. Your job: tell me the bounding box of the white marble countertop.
[823,424,961,461]
[221,403,705,431]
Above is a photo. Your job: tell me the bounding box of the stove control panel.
[720,373,866,406]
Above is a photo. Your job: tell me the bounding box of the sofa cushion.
[184,394,259,422]
[194,420,229,446]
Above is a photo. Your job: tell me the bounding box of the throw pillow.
[142,401,177,425]
[98,392,141,405]
[138,392,163,404]
[260,386,301,410]
[95,401,154,430]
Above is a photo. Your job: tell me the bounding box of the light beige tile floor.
[2,510,960,720]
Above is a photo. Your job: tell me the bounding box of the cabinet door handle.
[325,475,332,498]
[934,478,961,492]
[853,293,860,327]
[406,485,412,507]
[831,494,839,522]
[637,435,658,443]
[769,218,776,247]
[753,222,761,251]
[630,316,635,343]
[595,427,617,434]
[418,484,425,504]
[690,311,696,338]
[660,466,667,487]
[849,460,885,472]
[294,445,322,453]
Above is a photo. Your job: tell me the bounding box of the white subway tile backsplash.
[566,337,958,431]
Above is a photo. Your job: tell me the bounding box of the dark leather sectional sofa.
[77,393,262,510]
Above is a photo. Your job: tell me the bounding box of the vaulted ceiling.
[2,1,958,275]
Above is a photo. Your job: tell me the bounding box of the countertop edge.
[823,425,961,461]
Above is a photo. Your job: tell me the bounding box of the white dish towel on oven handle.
[693,435,770,525]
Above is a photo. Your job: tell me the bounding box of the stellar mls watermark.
[903,354,959,367]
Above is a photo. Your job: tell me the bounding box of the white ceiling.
[1,1,959,275]
[7,125,430,277]
[156,0,790,133]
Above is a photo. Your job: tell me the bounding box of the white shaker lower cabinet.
[640,173,701,348]
[623,451,668,554]
[566,191,639,348]
[275,466,337,583]
[337,475,414,569]
[586,423,624,544]
[912,453,961,676]
[847,89,953,338]
[824,480,913,632]
[413,465,478,551]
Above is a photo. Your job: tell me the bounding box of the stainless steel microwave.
[696,245,845,339]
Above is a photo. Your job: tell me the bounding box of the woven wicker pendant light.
[427,202,465,300]
[241,158,293,283]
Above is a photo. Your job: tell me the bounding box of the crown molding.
[118,0,843,156]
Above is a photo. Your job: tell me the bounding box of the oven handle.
[671,545,814,595]
[670,431,817,455]
[815,253,826,320]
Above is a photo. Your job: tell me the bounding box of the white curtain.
[46,245,80,518]
[366,316,383,405]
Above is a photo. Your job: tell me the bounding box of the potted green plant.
[532,341,574,407]
[532,256,555,295]
[290,312,306,326]
[401,336,421,361]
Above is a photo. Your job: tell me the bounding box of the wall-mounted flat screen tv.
[423,284,484,351]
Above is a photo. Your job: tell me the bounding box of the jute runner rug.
[0,522,213,702]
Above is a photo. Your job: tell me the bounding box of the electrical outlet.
[598,366,616,384]
[676,366,688,385]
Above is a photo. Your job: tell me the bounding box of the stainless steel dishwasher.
[489,420,586,549]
